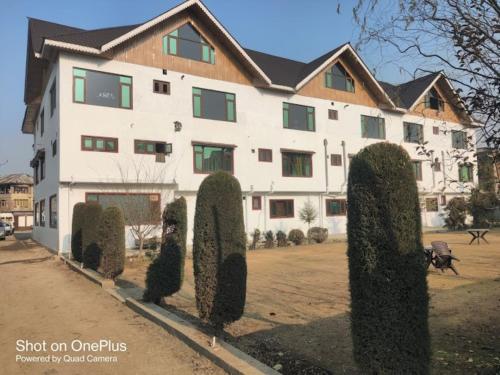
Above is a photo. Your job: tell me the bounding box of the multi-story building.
[0,174,34,230]
[22,0,479,253]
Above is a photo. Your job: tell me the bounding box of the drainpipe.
[441,151,447,192]
[340,141,347,194]
[431,151,436,191]
[323,139,329,194]
[66,177,75,259]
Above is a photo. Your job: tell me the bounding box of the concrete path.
[0,233,225,375]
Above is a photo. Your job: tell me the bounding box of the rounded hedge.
[288,229,305,245]
[347,143,430,374]
[98,206,125,279]
[144,197,187,304]
[82,202,103,270]
[193,172,247,331]
[307,227,328,243]
[71,202,86,262]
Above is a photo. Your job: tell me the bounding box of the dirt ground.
[0,233,225,375]
[122,230,500,374]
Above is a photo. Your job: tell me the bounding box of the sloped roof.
[28,18,84,54]
[379,72,440,109]
[0,174,33,185]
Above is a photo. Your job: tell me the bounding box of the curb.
[126,298,279,375]
[62,257,115,289]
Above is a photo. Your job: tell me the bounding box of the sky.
[0,0,410,176]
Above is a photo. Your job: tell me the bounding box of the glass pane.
[283,108,288,127]
[325,72,332,88]
[168,29,178,37]
[210,48,215,64]
[87,194,98,201]
[178,38,203,61]
[74,78,85,102]
[95,140,105,150]
[192,87,202,95]
[169,37,177,55]
[73,68,86,77]
[202,45,210,62]
[120,76,132,84]
[146,144,154,153]
[287,103,311,131]
[227,101,235,121]
[193,95,201,117]
[178,23,203,42]
[85,70,120,108]
[83,138,93,148]
[162,36,168,54]
[121,85,131,108]
[201,90,227,121]
[195,153,202,171]
[307,112,315,130]
[106,140,115,151]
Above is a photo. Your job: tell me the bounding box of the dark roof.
[244,44,346,87]
[28,18,83,53]
[379,72,440,108]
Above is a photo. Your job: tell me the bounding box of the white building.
[22,0,479,254]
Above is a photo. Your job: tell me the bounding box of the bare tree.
[299,201,318,231]
[337,0,499,152]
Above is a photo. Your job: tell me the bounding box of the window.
[192,88,236,122]
[282,151,313,177]
[361,115,385,139]
[440,195,447,206]
[193,144,234,174]
[426,198,439,212]
[163,23,215,64]
[458,164,473,182]
[328,109,338,120]
[412,160,423,181]
[433,126,440,135]
[433,158,441,172]
[49,195,57,228]
[425,88,444,111]
[252,196,262,210]
[50,80,56,117]
[39,199,45,226]
[52,139,57,157]
[86,193,161,225]
[258,148,272,162]
[40,109,45,136]
[270,199,294,218]
[40,158,45,181]
[330,154,342,166]
[403,122,423,143]
[34,202,39,226]
[34,165,39,185]
[452,130,467,149]
[283,103,315,131]
[325,62,355,92]
[153,80,170,95]
[326,199,347,216]
[135,140,170,162]
[14,199,29,208]
[0,200,6,207]
[81,136,118,152]
[73,68,132,109]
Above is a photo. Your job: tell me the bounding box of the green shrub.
[264,230,274,248]
[468,188,498,228]
[347,143,430,374]
[97,206,125,279]
[443,197,467,230]
[144,197,187,304]
[71,202,86,262]
[307,227,328,243]
[276,230,287,247]
[250,229,261,250]
[288,229,305,245]
[82,202,103,270]
[193,172,247,332]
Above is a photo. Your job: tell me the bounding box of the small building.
[0,174,34,230]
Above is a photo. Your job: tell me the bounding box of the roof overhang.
[22,102,40,134]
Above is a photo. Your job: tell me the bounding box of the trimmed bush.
[193,172,247,332]
[443,197,467,230]
[276,230,287,247]
[97,206,125,279]
[71,202,86,262]
[307,227,328,243]
[250,229,261,250]
[347,143,430,374]
[468,188,498,228]
[82,202,103,270]
[288,229,305,245]
[143,197,187,304]
[264,230,274,248]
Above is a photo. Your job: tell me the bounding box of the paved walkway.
[0,233,224,375]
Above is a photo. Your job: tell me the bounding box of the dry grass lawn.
[121,230,500,374]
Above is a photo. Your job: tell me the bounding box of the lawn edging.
[61,256,115,289]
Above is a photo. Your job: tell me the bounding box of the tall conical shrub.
[98,206,125,279]
[71,202,86,262]
[193,172,247,332]
[144,197,187,304]
[347,143,430,374]
[82,201,103,270]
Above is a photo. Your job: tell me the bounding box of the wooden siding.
[297,56,380,108]
[410,80,463,123]
[110,10,253,86]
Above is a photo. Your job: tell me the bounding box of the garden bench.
[427,241,460,275]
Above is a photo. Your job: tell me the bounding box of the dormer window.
[163,23,215,64]
[325,62,355,92]
[425,88,444,111]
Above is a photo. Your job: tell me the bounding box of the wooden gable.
[109,10,253,86]
[297,56,380,108]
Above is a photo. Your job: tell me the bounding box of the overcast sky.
[0,0,414,176]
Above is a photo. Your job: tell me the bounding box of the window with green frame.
[411,160,423,181]
[361,115,385,139]
[192,88,235,122]
[403,122,424,143]
[81,135,118,152]
[325,63,355,92]
[458,164,473,182]
[283,103,315,131]
[282,151,313,177]
[73,68,132,109]
[452,130,467,149]
[193,144,234,174]
[326,199,347,216]
[163,23,215,64]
